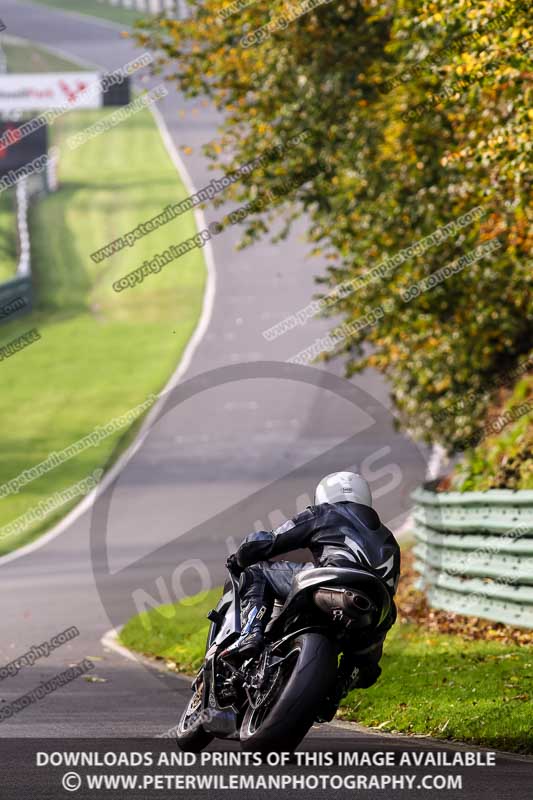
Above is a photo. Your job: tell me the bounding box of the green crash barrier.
[0,276,32,321]
[412,487,533,629]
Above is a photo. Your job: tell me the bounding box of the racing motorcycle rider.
[226,471,400,716]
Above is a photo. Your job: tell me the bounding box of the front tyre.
[176,682,214,752]
[240,632,336,753]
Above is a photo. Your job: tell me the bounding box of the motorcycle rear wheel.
[240,632,336,753]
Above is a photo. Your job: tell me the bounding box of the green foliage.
[449,374,532,490]
[135,0,532,452]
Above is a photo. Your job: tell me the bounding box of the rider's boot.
[225,566,272,660]
[234,603,268,658]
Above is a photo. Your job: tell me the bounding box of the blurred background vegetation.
[134,0,532,487]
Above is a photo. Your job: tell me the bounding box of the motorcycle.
[176,562,392,753]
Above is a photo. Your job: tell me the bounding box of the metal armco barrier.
[412,486,533,629]
[0,276,32,321]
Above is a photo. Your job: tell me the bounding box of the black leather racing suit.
[233,500,400,693]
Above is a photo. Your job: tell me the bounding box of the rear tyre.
[240,632,336,753]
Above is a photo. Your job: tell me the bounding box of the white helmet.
[315,471,372,507]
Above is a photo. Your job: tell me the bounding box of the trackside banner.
[0,73,130,111]
[0,73,101,111]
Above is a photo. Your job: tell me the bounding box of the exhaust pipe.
[314,586,376,627]
[345,590,372,612]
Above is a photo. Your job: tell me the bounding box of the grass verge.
[339,622,531,753]
[24,0,145,27]
[0,42,206,554]
[2,38,91,73]
[120,584,532,753]
[120,588,221,675]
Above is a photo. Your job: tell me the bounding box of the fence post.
[16,178,31,277]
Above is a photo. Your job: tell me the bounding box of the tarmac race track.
[0,3,530,798]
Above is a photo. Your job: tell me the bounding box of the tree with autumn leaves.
[134,0,531,458]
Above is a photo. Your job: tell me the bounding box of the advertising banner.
[0,73,105,111]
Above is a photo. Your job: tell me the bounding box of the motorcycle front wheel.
[240,632,336,753]
[176,679,214,752]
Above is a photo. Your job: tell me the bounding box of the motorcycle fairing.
[207,573,242,651]
[267,566,392,637]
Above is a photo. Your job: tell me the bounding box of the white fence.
[99,0,190,16]
[15,178,31,277]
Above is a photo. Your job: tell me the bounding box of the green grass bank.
[0,41,206,554]
[120,587,532,754]
[23,0,143,27]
